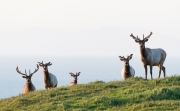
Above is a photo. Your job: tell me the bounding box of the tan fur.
[22,83,36,94]
[16,64,39,94]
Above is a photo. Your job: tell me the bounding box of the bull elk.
[68,72,80,86]
[119,54,135,80]
[38,61,58,89]
[130,32,166,79]
[16,64,39,94]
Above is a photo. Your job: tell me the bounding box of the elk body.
[68,72,80,86]
[130,32,166,79]
[16,64,39,94]
[38,61,58,89]
[119,54,135,80]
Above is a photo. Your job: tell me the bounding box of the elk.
[38,61,58,89]
[119,54,135,80]
[130,32,166,80]
[68,72,80,86]
[16,64,39,94]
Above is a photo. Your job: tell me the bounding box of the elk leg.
[158,65,162,78]
[150,65,153,79]
[162,66,166,77]
[144,65,147,80]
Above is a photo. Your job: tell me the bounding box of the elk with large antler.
[130,32,166,80]
[119,54,135,80]
[38,61,58,89]
[16,64,39,94]
[68,72,80,86]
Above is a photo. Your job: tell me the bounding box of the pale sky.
[0,0,180,57]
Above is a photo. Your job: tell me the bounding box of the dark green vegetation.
[1,76,180,111]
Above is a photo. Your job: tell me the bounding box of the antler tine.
[69,72,75,76]
[38,61,44,66]
[45,62,52,66]
[119,56,125,59]
[130,33,140,41]
[48,62,52,66]
[143,34,144,39]
[16,66,27,76]
[77,72,81,76]
[127,54,133,60]
[128,54,133,57]
[145,32,153,39]
[29,64,39,76]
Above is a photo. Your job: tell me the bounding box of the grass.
[1,75,180,111]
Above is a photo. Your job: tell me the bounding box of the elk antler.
[119,56,125,61]
[69,72,75,76]
[38,61,44,66]
[144,32,153,40]
[46,62,52,66]
[130,33,141,42]
[29,64,39,76]
[127,54,133,60]
[76,72,81,76]
[16,67,27,76]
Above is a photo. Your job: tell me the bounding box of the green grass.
[1,75,180,111]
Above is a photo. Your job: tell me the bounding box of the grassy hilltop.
[1,76,180,111]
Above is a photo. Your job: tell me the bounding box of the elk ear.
[144,39,148,42]
[22,76,26,78]
[135,40,140,43]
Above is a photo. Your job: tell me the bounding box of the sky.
[0,0,180,57]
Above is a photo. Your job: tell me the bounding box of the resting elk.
[38,61,58,89]
[119,54,135,80]
[130,32,166,79]
[16,64,39,94]
[68,72,80,86]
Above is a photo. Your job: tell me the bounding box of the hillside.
[1,76,180,111]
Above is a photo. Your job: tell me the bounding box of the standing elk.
[119,54,135,80]
[130,32,166,79]
[16,64,39,94]
[68,72,80,86]
[38,61,58,89]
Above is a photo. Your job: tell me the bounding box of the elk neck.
[43,69,50,81]
[26,81,34,90]
[124,64,130,76]
[140,45,147,60]
[73,78,77,84]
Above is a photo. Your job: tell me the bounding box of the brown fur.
[16,64,39,94]
[68,72,80,86]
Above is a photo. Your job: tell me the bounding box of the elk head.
[38,61,52,72]
[130,32,153,49]
[119,54,133,66]
[16,64,39,83]
[69,72,80,81]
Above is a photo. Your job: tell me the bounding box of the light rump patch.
[130,32,166,80]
